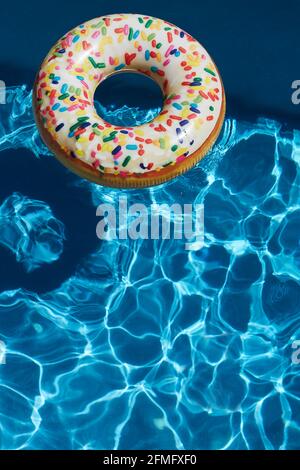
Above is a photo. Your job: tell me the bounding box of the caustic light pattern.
[0,86,299,450]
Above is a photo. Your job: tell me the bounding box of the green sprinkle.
[49,73,55,79]
[78,116,89,121]
[91,20,104,28]
[159,138,166,149]
[164,27,172,31]
[69,121,83,132]
[75,88,81,96]
[93,128,102,136]
[69,85,75,93]
[204,67,216,76]
[145,19,153,28]
[99,165,105,171]
[171,145,178,152]
[88,56,105,68]
[156,43,162,49]
[58,93,69,100]
[122,156,131,167]
[138,17,144,23]
[102,26,107,36]
[209,106,215,111]
[103,135,115,142]
[194,96,202,103]
[147,33,156,41]
[88,56,97,68]
[128,27,133,40]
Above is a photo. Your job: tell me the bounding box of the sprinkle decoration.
[36,14,223,176]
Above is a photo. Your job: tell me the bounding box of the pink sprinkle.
[109,56,115,65]
[68,104,79,111]
[114,151,123,159]
[176,155,186,162]
[55,66,60,70]
[82,81,89,89]
[92,30,100,39]
[138,46,143,52]
[165,45,174,58]
[124,24,129,35]
[163,59,170,67]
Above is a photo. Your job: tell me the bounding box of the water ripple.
[0,86,299,450]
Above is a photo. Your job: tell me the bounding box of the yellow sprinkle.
[176,148,187,156]
[141,31,147,41]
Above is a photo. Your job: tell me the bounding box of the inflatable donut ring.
[33,13,225,188]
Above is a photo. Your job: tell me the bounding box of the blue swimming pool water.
[0,86,299,450]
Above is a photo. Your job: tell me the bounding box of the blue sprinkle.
[175,51,180,57]
[180,31,185,38]
[55,123,64,132]
[52,80,59,85]
[173,103,182,110]
[133,30,140,39]
[76,75,84,81]
[52,103,60,111]
[145,50,150,61]
[73,35,80,43]
[58,48,65,54]
[112,145,121,155]
[170,49,177,55]
[60,107,68,112]
[120,130,128,134]
[115,63,125,71]
[61,84,68,94]
[126,144,138,150]
[180,120,189,127]
[80,122,91,129]
[190,106,200,114]
[176,128,184,144]
[70,96,76,102]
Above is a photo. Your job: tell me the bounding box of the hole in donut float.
[94,71,164,127]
